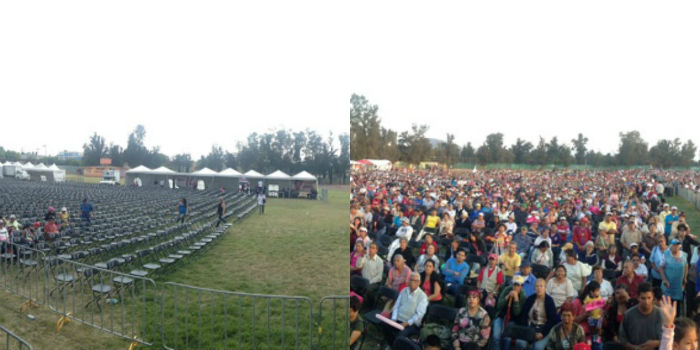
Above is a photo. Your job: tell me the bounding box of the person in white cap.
[664,206,679,236]
[6,214,20,232]
[59,207,70,227]
[387,219,413,260]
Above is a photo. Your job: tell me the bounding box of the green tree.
[124,125,149,167]
[82,132,107,166]
[510,138,533,164]
[398,124,432,164]
[531,137,548,166]
[571,133,588,165]
[350,94,382,160]
[617,131,648,166]
[460,143,476,164]
[171,153,193,172]
[680,140,697,167]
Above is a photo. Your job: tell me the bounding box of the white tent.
[35,163,48,169]
[265,170,291,180]
[126,165,153,174]
[49,164,61,171]
[23,162,35,169]
[218,168,242,177]
[151,166,177,175]
[192,167,218,176]
[291,171,316,181]
[244,170,264,178]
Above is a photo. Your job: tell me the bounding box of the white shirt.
[563,261,591,293]
[546,278,577,308]
[392,287,429,326]
[634,263,649,278]
[588,278,614,300]
[358,254,384,284]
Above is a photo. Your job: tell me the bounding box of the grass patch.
[149,190,348,349]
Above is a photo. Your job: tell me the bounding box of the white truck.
[100,169,120,185]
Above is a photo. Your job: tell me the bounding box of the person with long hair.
[546,265,577,309]
[419,259,442,303]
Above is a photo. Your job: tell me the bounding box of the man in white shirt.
[358,243,384,285]
[382,272,428,348]
[631,253,649,279]
[387,219,414,259]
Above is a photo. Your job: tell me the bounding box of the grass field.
[0,188,347,350]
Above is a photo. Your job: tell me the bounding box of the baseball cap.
[671,239,681,245]
[488,253,498,260]
[512,275,525,285]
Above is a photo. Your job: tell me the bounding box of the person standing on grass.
[215,197,226,227]
[177,198,188,223]
[257,192,266,215]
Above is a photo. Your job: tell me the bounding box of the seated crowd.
[350,168,700,350]
[0,206,74,253]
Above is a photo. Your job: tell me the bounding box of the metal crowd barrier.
[0,242,47,308]
[45,257,159,346]
[316,295,350,350]
[678,187,700,211]
[0,324,33,350]
[161,282,314,350]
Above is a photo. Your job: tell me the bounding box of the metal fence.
[0,242,47,308]
[161,282,315,350]
[45,257,159,346]
[0,325,33,350]
[678,187,700,211]
[316,296,350,350]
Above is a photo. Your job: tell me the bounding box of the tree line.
[351,94,699,168]
[1,126,350,184]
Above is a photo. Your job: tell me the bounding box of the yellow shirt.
[584,295,603,320]
[499,253,521,277]
[425,215,440,229]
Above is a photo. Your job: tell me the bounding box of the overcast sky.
[348,1,700,158]
[2,1,698,160]
[0,1,347,159]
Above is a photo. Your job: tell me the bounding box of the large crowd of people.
[350,167,700,350]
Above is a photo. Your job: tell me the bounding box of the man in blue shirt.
[514,259,537,297]
[80,198,93,224]
[442,250,470,296]
[665,206,679,237]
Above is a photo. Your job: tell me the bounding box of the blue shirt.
[80,203,93,217]
[514,272,537,297]
[179,204,187,214]
[442,257,469,286]
[665,214,679,235]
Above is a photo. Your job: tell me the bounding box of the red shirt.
[422,277,442,301]
[616,273,646,299]
[419,241,439,255]
[572,226,591,246]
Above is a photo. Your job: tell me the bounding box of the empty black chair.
[392,336,421,350]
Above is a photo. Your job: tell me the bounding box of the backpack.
[419,323,451,349]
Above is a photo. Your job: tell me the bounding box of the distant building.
[57,151,82,161]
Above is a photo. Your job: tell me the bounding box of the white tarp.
[192,167,218,176]
[126,165,153,174]
[243,170,264,178]
[291,171,317,181]
[219,168,242,177]
[151,166,177,175]
[265,170,291,180]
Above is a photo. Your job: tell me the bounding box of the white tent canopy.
[126,165,153,174]
[192,167,218,176]
[23,162,35,169]
[35,163,48,169]
[265,170,291,180]
[243,170,264,178]
[291,171,317,181]
[151,166,177,175]
[49,164,61,171]
[219,168,242,177]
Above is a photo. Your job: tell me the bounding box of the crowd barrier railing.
[0,324,33,350]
